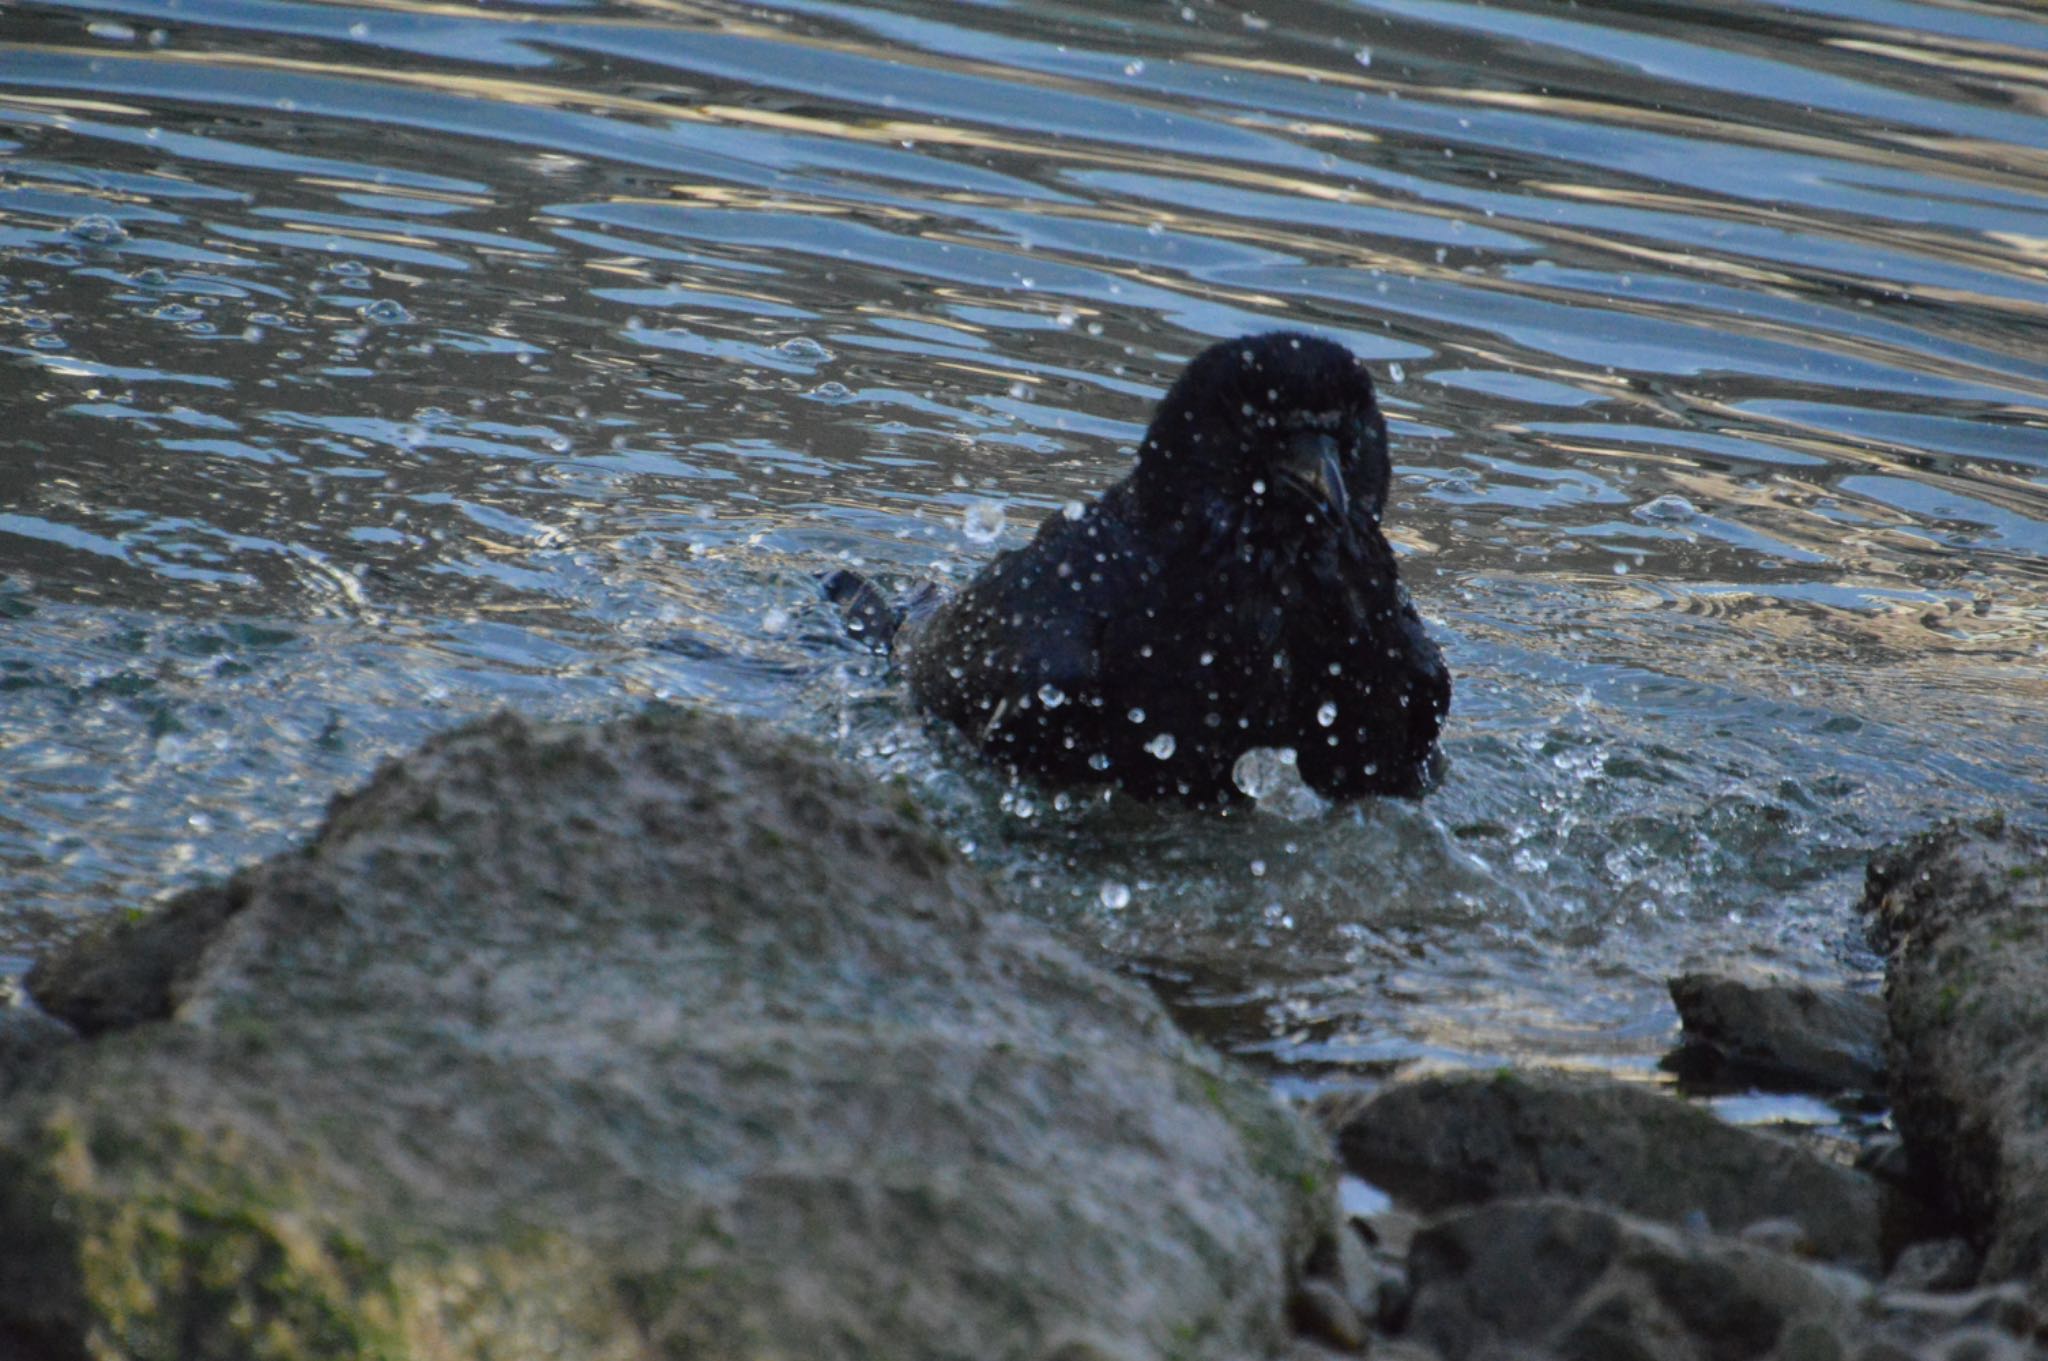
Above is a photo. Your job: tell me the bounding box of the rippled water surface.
[6,0,2048,1092]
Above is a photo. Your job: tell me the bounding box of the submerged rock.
[1320,1070,1884,1271]
[0,708,1334,1361]
[1668,969,1887,1095]
[1865,818,2048,1306]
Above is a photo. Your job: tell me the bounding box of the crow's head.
[1132,332,1390,538]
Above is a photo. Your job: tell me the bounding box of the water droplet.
[1123,58,1145,76]
[962,500,1006,544]
[1088,751,1112,771]
[1144,732,1176,760]
[347,19,369,37]
[761,606,790,635]
[1127,707,1146,724]
[1099,881,1131,910]
[1354,45,1373,66]
[1388,362,1406,383]
[1007,380,1031,401]
[1317,700,1338,727]
[1037,684,1066,709]
[1250,859,1266,877]
[1061,499,1086,521]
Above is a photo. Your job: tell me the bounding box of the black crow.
[824,332,1450,804]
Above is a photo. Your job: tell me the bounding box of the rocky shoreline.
[0,710,2041,1360]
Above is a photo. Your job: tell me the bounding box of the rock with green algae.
[1865,817,2048,1307]
[1,707,1335,1361]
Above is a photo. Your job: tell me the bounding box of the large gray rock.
[1865,819,2048,1305]
[0,708,1334,1361]
[1322,1071,1884,1271]
[1668,970,1887,1095]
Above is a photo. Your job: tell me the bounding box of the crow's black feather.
[836,332,1450,804]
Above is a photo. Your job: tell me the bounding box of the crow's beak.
[1276,429,1349,522]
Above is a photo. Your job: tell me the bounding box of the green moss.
[0,1097,409,1361]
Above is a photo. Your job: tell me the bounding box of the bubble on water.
[1250,859,1266,878]
[348,20,369,37]
[962,500,1006,544]
[1613,561,1631,575]
[1037,684,1067,709]
[88,19,137,41]
[1061,500,1086,521]
[1127,707,1146,724]
[761,606,790,635]
[776,336,832,363]
[1099,881,1132,910]
[1088,751,1112,771]
[67,214,128,245]
[1007,380,1031,401]
[1055,309,1079,329]
[1317,700,1338,727]
[357,298,412,326]
[1354,45,1373,66]
[1388,362,1406,383]
[811,381,854,402]
[1144,732,1176,760]
[1634,494,1700,523]
[1123,58,1146,76]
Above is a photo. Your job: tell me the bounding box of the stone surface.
[1401,1197,1869,1361]
[1669,971,1887,1095]
[0,989,72,1104]
[1322,1070,1885,1271]
[1864,819,2048,1303]
[1887,1239,1981,1294]
[28,879,240,1037]
[0,707,1334,1361]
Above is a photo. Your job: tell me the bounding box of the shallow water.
[5,0,2048,1097]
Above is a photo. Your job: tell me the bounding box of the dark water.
[5,0,2048,1099]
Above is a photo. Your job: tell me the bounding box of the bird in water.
[823,331,1450,805]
